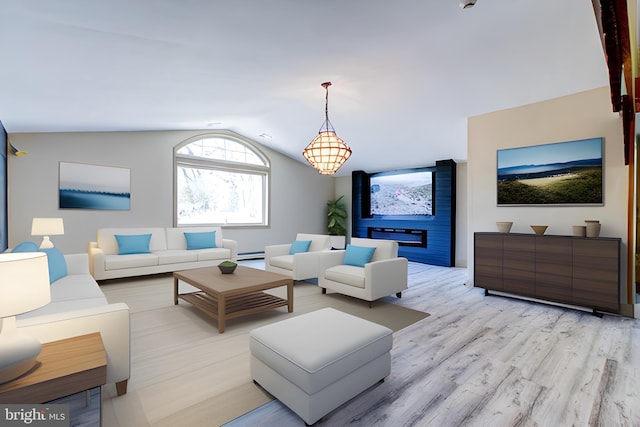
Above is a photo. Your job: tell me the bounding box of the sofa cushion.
[115,234,152,255]
[195,248,232,261]
[295,233,331,252]
[296,233,331,252]
[165,227,223,250]
[270,255,294,271]
[343,244,376,267]
[17,273,107,320]
[13,241,39,252]
[17,298,109,320]
[289,240,311,255]
[156,249,198,265]
[40,247,68,284]
[97,228,167,255]
[184,231,217,250]
[50,273,107,301]
[105,253,159,270]
[350,238,398,262]
[324,265,366,288]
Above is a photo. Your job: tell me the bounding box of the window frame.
[174,131,270,228]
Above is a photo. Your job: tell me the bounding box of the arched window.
[175,132,270,227]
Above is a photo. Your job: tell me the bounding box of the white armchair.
[318,238,408,307]
[264,233,332,280]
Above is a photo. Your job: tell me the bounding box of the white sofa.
[318,238,408,306]
[89,226,238,280]
[16,253,131,395]
[264,233,332,281]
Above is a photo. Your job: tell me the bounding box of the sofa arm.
[17,303,131,393]
[365,257,408,300]
[265,244,292,262]
[291,250,331,279]
[88,242,106,279]
[222,239,238,261]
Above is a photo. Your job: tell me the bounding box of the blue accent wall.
[0,120,7,251]
[352,159,456,266]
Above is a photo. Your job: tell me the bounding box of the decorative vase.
[530,225,548,235]
[585,220,601,238]
[496,221,513,233]
[572,225,586,237]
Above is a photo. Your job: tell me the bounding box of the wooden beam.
[592,0,636,305]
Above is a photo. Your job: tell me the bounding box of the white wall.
[467,87,629,300]
[455,162,468,267]
[7,130,334,254]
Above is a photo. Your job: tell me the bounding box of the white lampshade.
[303,129,352,175]
[31,218,64,249]
[0,252,51,383]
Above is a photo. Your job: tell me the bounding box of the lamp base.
[39,236,54,249]
[0,319,42,384]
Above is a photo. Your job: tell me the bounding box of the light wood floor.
[100,261,640,426]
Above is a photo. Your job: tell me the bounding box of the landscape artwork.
[497,137,603,205]
[59,162,131,210]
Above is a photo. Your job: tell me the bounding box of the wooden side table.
[0,332,107,423]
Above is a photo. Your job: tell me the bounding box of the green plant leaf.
[327,195,347,236]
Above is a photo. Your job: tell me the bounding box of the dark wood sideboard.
[474,232,620,315]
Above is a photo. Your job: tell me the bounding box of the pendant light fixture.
[302,82,352,175]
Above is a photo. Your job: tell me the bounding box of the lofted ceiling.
[0,0,610,176]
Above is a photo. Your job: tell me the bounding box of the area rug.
[285,283,430,332]
[216,283,429,427]
[100,274,429,426]
[222,399,302,426]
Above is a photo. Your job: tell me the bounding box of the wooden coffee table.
[174,265,293,333]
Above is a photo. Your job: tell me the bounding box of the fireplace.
[367,227,427,248]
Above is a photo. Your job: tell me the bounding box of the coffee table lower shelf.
[178,291,289,331]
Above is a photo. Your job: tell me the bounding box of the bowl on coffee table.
[218,261,237,274]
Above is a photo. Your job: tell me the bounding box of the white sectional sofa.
[89,226,238,280]
[16,253,131,395]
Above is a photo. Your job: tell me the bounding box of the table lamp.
[31,218,64,249]
[0,252,51,384]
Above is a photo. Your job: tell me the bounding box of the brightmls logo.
[0,405,68,426]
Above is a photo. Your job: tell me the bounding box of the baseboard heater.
[367,227,427,247]
[237,251,265,260]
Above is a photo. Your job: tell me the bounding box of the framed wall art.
[59,162,131,210]
[497,137,603,206]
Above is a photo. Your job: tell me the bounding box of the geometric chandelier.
[302,82,352,175]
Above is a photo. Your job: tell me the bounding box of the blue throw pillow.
[40,247,68,284]
[13,241,39,253]
[343,244,376,267]
[115,234,152,255]
[289,240,312,255]
[184,231,217,250]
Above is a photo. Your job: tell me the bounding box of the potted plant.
[327,195,347,249]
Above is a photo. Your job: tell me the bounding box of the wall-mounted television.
[369,168,434,216]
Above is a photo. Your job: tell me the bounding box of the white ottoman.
[250,307,393,425]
